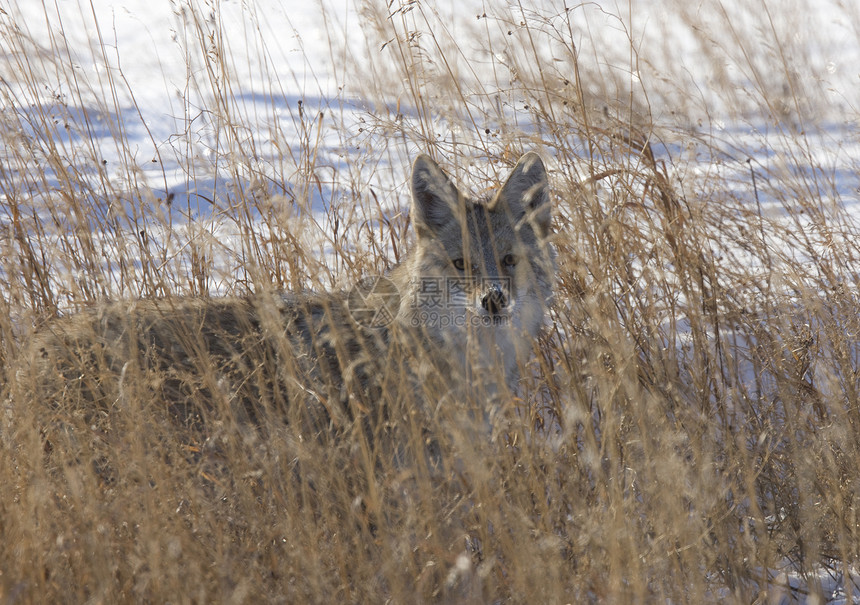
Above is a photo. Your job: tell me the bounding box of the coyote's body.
[14,153,555,438]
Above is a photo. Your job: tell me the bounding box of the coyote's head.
[399,152,556,384]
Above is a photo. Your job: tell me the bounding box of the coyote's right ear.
[495,152,551,238]
[411,154,463,238]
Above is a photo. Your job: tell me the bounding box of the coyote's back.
[9,153,556,440]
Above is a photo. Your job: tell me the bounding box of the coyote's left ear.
[411,154,463,239]
[494,152,551,237]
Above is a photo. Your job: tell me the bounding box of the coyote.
[12,153,555,440]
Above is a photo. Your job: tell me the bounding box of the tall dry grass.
[1,0,860,602]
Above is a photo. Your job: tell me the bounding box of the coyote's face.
[398,153,556,384]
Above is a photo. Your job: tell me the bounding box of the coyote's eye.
[502,253,517,267]
[452,258,466,271]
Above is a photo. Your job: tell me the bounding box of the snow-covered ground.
[4,0,858,235]
[2,0,859,601]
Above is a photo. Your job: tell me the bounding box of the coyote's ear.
[411,154,463,238]
[494,152,551,237]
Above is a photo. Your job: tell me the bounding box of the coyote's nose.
[481,284,507,315]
